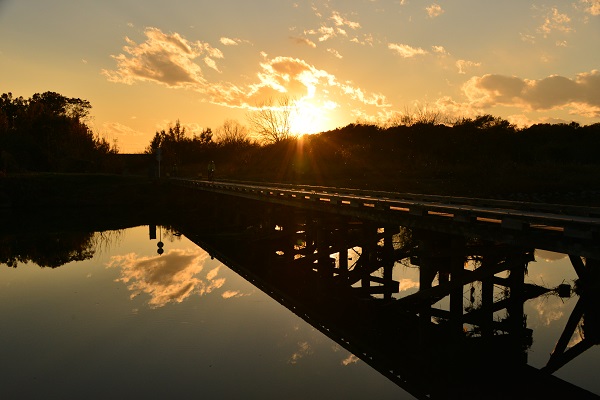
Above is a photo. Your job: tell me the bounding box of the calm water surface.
[1,225,599,399]
[1,226,407,399]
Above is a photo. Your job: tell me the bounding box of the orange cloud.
[538,7,573,37]
[107,248,225,308]
[101,27,222,87]
[581,0,600,15]
[456,59,481,74]
[103,28,390,115]
[290,36,317,48]
[463,70,600,116]
[426,3,444,18]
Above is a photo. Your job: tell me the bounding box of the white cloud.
[432,45,449,55]
[203,56,221,73]
[220,37,238,46]
[327,48,343,58]
[388,43,428,58]
[210,54,388,109]
[330,11,361,29]
[426,3,444,18]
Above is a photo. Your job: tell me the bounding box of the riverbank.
[2,172,600,209]
[0,173,212,234]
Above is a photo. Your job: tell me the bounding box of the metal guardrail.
[171,178,600,243]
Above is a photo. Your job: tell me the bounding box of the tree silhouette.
[215,119,251,146]
[246,95,297,144]
[145,119,215,175]
[0,91,116,172]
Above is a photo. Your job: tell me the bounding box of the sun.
[290,100,330,135]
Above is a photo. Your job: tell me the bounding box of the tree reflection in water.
[2,202,600,399]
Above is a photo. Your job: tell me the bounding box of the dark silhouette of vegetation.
[214,119,252,146]
[0,91,117,172]
[246,95,296,144]
[144,119,215,176]
[2,90,600,202]
[0,230,98,268]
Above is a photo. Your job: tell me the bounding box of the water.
[0,226,407,400]
[1,221,600,399]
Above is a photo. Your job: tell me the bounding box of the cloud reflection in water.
[107,248,225,308]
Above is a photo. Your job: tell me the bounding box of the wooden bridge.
[172,178,600,258]
[170,196,600,399]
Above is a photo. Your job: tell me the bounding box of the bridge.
[170,197,600,399]
[172,178,600,258]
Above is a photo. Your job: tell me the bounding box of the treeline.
[143,115,600,199]
[0,92,117,172]
[3,91,600,198]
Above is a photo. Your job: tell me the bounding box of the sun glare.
[290,100,329,135]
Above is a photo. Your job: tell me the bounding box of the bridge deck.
[172,178,600,257]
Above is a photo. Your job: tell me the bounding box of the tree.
[28,91,91,121]
[384,104,448,127]
[194,127,213,145]
[246,95,297,144]
[453,114,515,132]
[214,119,251,145]
[0,91,115,172]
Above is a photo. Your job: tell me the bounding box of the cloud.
[304,25,346,42]
[220,37,241,46]
[531,296,565,326]
[432,45,449,55]
[101,121,145,137]
[210,54,387,109]
[290,36,317,48]
[350,33,374,46]
[426,4,444,18]
[388,43,428,58]
[302,9,360,43]
[327,48,343,59]
[106,248,225,308]
[580,0,600,15]
[456,59,481,74]
[399,278,419,291]
[330,11,361,29]
[463,70,600,117]
[220,37,237,46]
[341,354,360,366]
[103,28,389,115]
[101,27,223,87]
[288,341,313,364]
[538,7,573,37]
[520,33,536,44]
[535,250,567,262]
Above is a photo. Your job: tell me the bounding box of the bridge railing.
[170,178,600,248]
[216,179,600,218]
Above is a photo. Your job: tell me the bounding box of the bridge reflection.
[172,198,600,399]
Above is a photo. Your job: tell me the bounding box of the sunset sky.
[1,1,599,152]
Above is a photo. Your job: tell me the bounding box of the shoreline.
[2,172,600,209]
